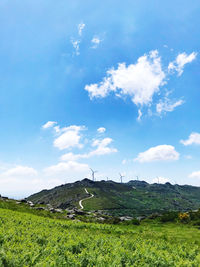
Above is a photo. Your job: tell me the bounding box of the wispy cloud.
[42,121,57,129]
[97,127,106,133]
[180,132,200,146]
[71,39,80,56]
[156,98,184,115]
[91,36,101,49]
[78,22,85,36]
[168,52,197,76]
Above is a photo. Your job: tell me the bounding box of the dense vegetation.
[28,179,200,216]
[0,207,200,266]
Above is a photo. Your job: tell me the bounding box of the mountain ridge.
[27,179,200,216]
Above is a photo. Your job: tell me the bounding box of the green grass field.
[0,208,200,266]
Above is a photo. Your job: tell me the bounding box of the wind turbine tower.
[90,168,98,181]
[119,173,125,183]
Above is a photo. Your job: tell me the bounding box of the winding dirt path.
[79,188,94,210]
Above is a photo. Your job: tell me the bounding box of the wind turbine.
[119,173,125,183]
[90,168,98,181]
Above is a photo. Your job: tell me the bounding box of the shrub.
[179,212,190,223]
[124,219,140,225]
[130,219,140,225]
[189,209,200,220]
[192,220,200,226]
[160,211,179,223]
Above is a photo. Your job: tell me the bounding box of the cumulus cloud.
[180,132,200,146]
[60,152,81,162]
[53,125,85,150]
[189,171,200,179]
[42,121,57,129]
[78,23,85,36]
[152,177,170,184]
[134,145,179,163]
[90,138,117,156]
[85,50,197,120]
[85,50,165,106]
[0,172,64,199]
[44,122,117,160]
[0,176,62,199]
[43,161,89,176]
[91,37,101,49]
[156,98,184,114]
[60,137,117,161]
[168,52,197,76]
[97,127,106,133]
[2,165,38,177]
[0,165,46,198]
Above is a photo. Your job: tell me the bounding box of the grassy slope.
[0,198,68,220]
[0,208,200,266]
[28,179,200,216]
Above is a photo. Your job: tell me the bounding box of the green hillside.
[28,179,200,217]
[0,207,200,266]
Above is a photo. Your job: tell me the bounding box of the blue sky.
[0,0,200,198]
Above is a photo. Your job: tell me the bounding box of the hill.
[0,193,200,265]
[27,179,200,217]
[1,208,200,266]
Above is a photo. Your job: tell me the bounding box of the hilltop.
[27,179,200,217]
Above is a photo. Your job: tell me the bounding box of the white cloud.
[0,165,46,198]
[189,171,200,179]
[54,126,61,133]
[180,132,200,146]
[152,177,170,184]
[53,125,85,150]
[134,145,179,163]
[60,137,117,161]
[71,39,80,56]
[60,152,81,162]
[168,52,197,76]
[2,165,38,177]
[0,171,63,199]
[91,37,101,49]
[44,161,89,176]
[97,127,106,133]
[90,138,117,156]
[137,109,142,121]
[85,50,197,120]
[0,176,63,199]
[85,50,166,106]
[156,99,184,114]
[78,23,85,36]
[42,121,57,129]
